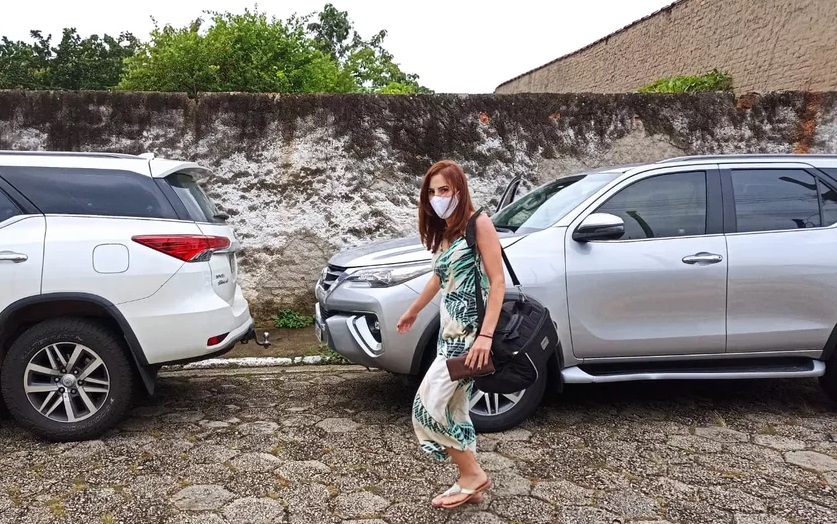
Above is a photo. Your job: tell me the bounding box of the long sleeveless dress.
[412,235,489,461]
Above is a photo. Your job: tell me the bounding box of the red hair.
[418,160,476,253]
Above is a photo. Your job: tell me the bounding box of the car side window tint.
[595,171,707,240]
[731,169,820,232]
[0,190,21,224]
[2,167,178,220]
[819,178,837,227]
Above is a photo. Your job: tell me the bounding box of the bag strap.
[466,208,522,325]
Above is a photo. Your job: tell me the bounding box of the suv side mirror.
[572,213,625,242]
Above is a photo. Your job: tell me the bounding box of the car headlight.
[345,262,432,288]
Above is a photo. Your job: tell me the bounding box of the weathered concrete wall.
[496,0,837,95]
[1,90,836,320]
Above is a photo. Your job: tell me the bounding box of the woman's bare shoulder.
[474,212,495,232]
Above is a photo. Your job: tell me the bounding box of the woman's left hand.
[465,335,492,369]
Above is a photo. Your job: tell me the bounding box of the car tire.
[0,317,136,442]
[819,357,837,402]
[469,358,548,433]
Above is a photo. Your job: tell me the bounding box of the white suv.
[0,151,266,441]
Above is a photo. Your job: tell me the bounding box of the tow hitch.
[241,327,271,348]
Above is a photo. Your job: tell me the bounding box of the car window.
[819,178,837,227]
[0,190,21,224]
[492,173,620,232]
[165,173,225,223]
[2,167,178,220]
[595,171,707,240]
[731,169,821,232]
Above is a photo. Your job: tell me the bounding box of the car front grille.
[320,264,347,292]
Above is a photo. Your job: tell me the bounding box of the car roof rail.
[0,150,143,160]
[658,153,837,163]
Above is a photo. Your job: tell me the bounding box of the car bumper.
[118,281,255,365]
[315,273,438,375]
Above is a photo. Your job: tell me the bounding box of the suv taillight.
[132,235,231,262]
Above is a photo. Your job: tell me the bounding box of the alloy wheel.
[469,388,526,417]
[23,342,111,423]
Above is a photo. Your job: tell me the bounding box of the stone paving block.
[172,484,236,511]
[229,452,283,473]
[753,434,806,451]
[316,418,360,433]
[531,479,595,506]
[600,489,661,519]
[784,451,837,472]
[223,496,286,524]
[695,426,750,443]
[333,491,390,519]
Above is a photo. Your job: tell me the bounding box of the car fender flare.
[0,293,157,395]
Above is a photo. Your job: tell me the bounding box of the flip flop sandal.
[436,478,492,509]
[431,484,484,508]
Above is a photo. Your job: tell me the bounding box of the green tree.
[305,3,430,94]
[0,29,138,90]
[0,35,49,89]
[119,9,357,96]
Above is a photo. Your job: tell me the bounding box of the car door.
[0,181,45,315]
[565,165,727,358]
[721,162,837,353]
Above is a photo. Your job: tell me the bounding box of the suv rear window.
[1,167,178,220]
[165,173,225,223]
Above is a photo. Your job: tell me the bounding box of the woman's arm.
[396,272,440,334]
[466,213,507,369]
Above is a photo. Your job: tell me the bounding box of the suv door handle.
[0,251,28,263]
[682,252,723,265]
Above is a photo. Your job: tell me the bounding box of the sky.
[1,0,676,94]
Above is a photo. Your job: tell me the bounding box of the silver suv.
[314,154,837,431]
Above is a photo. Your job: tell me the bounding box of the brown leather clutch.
[446,353,496,382]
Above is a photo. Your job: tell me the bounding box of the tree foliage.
[0,29,139,90]
[305,3,428,94]
[119,9,357,96]
[0,4,427,96]
[119,4,428,96]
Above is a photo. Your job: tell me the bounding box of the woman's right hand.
[396,309,418,334]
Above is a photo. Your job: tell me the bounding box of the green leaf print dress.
[412,235,489,461]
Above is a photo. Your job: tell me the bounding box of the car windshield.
[492,172,621,232]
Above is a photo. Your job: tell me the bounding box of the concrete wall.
[496,0,837,95]
[1,90,836,320]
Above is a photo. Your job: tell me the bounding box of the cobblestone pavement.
[1,365,836,524]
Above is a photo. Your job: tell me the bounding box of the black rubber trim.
[410,313,440,375]
[153,323,253,366]
[822,324,837,361]
[817,167,837,186]
[578,356,815,376]
[719,168,738,233]
[705,168,724,235]
[0,293,156,394]
[547,338,564,393]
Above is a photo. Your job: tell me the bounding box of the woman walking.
[396,160,506,509]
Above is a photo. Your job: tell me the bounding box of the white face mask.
[430,194,459,219]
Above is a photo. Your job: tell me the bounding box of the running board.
[562,358,826,384]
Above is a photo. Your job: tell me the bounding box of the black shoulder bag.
[465,208,559,394]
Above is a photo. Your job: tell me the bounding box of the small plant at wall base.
[319,344,350,364]
[638,69,733,94]
[272,309,315,329]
